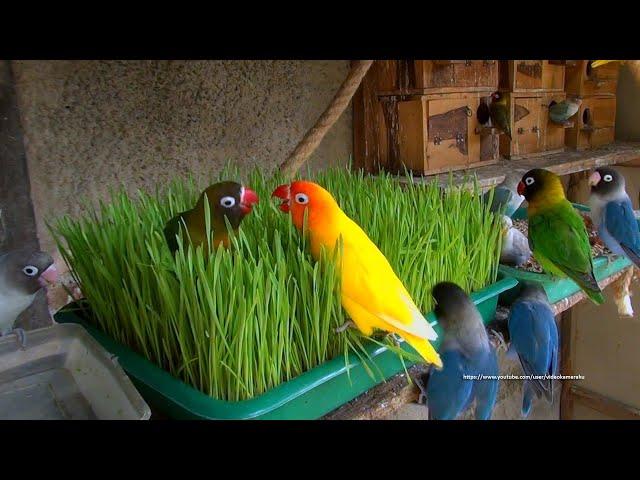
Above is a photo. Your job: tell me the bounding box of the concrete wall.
[11,60,353,255]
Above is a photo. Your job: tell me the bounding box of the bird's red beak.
[517,181,525,196]
[271,184,291,213]
[588,171,601,187]
[240,186,259,214]
[38,264,58,288]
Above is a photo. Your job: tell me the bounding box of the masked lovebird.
[500,216,531,267]
[482,173,524,218]
[548,98,582,125]
[164,181,259,254]
[508,283,558,418]
[271,180,442,368]
[0,248,58,348]
[489,91,511,140]
[417,282,498,420]
[588,167,640,268]
[518,169,604,304]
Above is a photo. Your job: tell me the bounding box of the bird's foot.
[334,320,355,334]
[489,329,509,353]
[385,332,402,347]
[412,374,429,405]
[12,328,27,350]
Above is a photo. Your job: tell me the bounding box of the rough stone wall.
[11,60,353,254]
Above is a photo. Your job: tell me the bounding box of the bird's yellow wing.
[337,216,438,342]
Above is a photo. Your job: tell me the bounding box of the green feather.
[529,200,605,305]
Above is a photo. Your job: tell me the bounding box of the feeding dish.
[0,323,151,420]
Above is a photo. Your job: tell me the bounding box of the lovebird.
[588,167,640,269]
[164,181,259,253]
[518,169,605,304]
[548,98,582,125]
[500,216,531,267]
[489,91,511,140]
[417,282,499,420]
[271,181,442,368]
[482,172,524,217]
[0,248,58,348]
[508,283,558,418]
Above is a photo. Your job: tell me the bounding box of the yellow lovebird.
[272,180,442,368]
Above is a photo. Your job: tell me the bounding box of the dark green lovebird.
[489,91,511,140]
[517,169,604,305]
[163,181,259,254]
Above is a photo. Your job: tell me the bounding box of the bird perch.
[278,60,374,180]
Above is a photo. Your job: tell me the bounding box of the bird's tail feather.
[570,270,605,305]
[402,333,442,369]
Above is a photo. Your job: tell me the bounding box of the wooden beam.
[551,267,630,316]
[395,142,640,192]
[570,385,640,420]
[323,365,426,420]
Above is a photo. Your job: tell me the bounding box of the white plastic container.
[0,323,151,420]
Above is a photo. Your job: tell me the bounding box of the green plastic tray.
[499,203,634,304]
[54,276,518,420]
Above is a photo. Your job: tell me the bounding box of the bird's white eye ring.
[23,266,39,277]
[294,193,309,205]
[525,177,535,186]
[220,196,236,208]
[603,174,613,182]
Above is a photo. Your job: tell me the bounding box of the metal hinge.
[433,136,442,145]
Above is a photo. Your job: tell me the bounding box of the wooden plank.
[323,365,426,420]
[570,384,640,420]
[395,142,640,191]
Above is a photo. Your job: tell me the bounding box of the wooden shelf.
[323,265,633,420]
[393,142,640,191]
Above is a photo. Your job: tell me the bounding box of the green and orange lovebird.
[518,169,604,305]
[271,180,442,368]
[164,181,259,254]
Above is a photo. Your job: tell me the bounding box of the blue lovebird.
[508,283,558,418]
[482,173,525,218]
[588,167,640,268]
[416,282,499,420]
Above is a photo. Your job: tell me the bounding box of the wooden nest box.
[354,60,500,175]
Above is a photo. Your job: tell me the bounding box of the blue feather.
[427,348,498,420]
[602,199,640,267]
[508,299,558,417]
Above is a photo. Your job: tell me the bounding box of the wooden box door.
[450,61,498,89]
[426,97,474,171]
[397,98,428,172]
[512,96,543,156]
[577,97,616,149]
[512,60,544,90]
[542,60,565,91]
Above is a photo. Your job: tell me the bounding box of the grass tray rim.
[54,276,517,420]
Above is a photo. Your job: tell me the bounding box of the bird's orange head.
[271,180,339,230]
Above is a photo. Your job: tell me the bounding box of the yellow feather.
[590,60,623,69]
[310,202,442,368]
